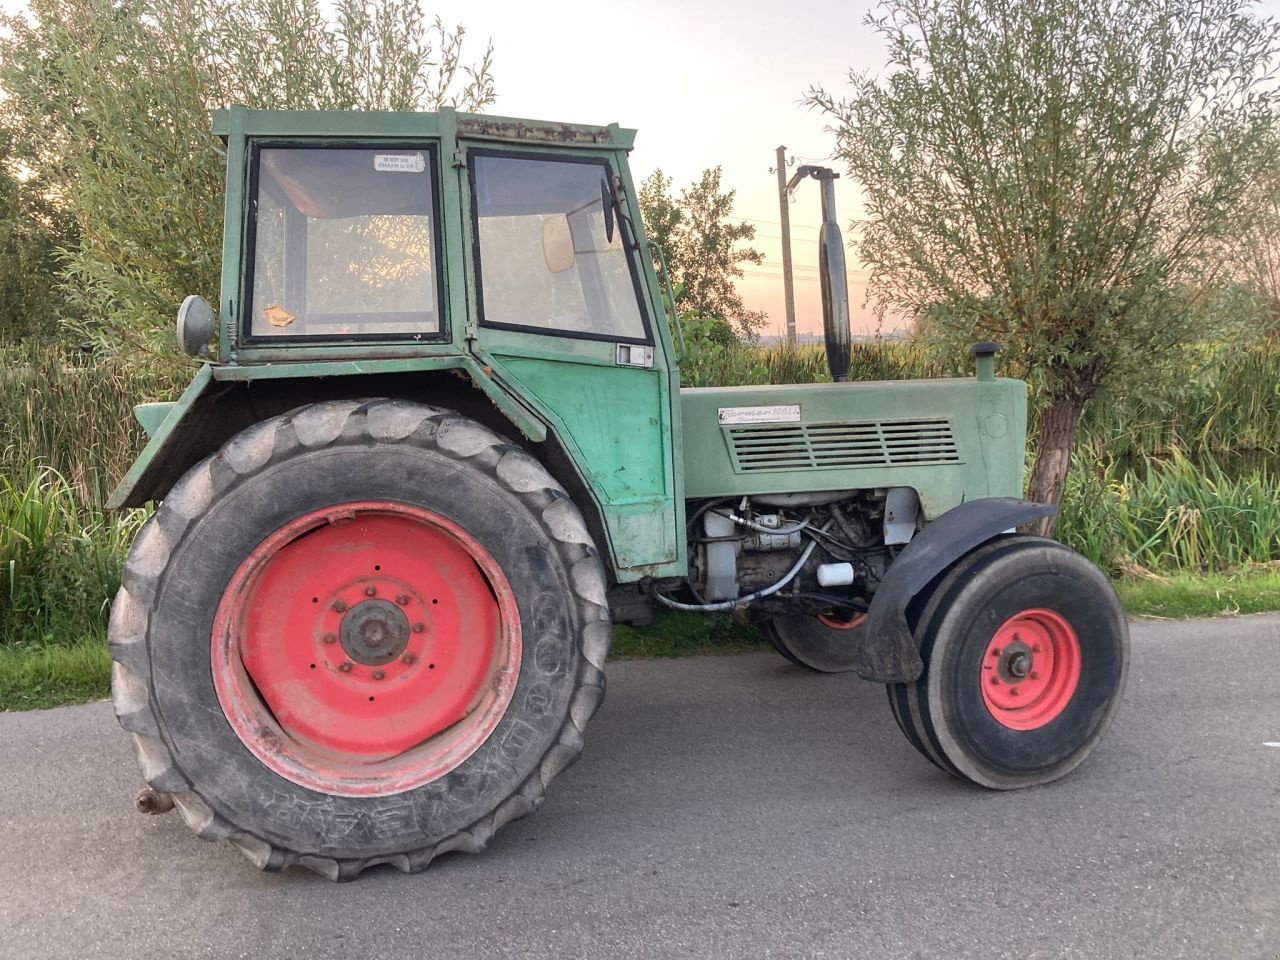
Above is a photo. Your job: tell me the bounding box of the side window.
[246,146,443,340]
[471,153,650,343]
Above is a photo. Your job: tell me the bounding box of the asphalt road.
[1,616,1278,960]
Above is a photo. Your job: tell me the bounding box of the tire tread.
[109,399,610,879]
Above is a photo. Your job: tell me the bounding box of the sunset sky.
[425,0,888,336]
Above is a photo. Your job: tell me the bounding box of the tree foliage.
[639,166,766,339]
[0,131,77,343]
[808,0,1280,520]
[0,0,494,355]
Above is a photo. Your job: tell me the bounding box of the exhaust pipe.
[789,166,852,382]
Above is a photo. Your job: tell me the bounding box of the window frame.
[468,148,654,346]
[240,141,449,346]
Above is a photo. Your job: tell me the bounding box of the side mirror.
[601,178,615,245]
[176,295,216,357]
[541,216,576,274]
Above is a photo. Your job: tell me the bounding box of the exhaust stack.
[788,166,852,382]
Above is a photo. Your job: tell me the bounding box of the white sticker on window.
[717,405,801,425]
[374,153,426,173]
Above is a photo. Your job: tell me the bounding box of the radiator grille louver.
[726,418,961,472]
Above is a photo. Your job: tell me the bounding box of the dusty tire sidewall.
[764,615,865,673]
[923,541,1129,788]
[148,440,582,860]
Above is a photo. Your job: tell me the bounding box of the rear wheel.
[761,611,867,673]
[887,535,1127,789]
[109,400,610,878]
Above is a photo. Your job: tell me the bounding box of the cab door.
[459,146,682,580]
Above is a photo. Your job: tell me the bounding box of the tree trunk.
[1024,391,1088,537]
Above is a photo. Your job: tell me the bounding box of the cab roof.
[211,105,637,151]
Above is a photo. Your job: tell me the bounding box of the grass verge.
[6,568,1280,712]
[0,635,110,712]
[1114,567,1280,619]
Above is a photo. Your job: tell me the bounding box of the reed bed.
[1057,449,1280,574]
[0,465,147,643]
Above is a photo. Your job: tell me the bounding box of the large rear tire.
[887,535,1128,789]
[109,400,610,879]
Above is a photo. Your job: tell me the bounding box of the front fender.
[858,497,1057,683]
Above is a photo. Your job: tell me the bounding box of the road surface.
[1,616,1277,959]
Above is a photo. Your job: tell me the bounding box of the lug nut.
[1010,688,1020,697]
[365,586,377,597]
[396,594,410,606]
[1032,644,1042,653]
[333,600,348,613]
[989,676,999,685]
[372,669,385,680]
[322,633,337,644]
[1030,671,1040,680]
[402,653,417,665]
[412,622,425,634]
[339,661,353,673]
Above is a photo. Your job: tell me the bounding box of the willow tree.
[0,0,494,355]
[808,0,1280,527]
[639,167,766,339]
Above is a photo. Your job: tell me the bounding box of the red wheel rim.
[980,608,1081,731]
[817,611,868,631]
[212,502,521,797]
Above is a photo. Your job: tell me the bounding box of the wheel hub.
[980,609,1082,731]
[339,598,410,665]
[998,642,1033,681]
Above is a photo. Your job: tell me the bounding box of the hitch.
[136,788,175,815]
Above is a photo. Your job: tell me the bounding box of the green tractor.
[108,107,1128,879]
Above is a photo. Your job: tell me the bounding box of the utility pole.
[774,145,797,346]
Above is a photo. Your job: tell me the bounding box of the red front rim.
[980,608,1081,731]
[212,502,521,797]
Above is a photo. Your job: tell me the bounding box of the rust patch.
[458,118,612,144]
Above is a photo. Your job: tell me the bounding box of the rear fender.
[858,497,1058,683]
[106,359,548,510]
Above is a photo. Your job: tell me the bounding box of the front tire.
[888,535,1128,789]
[761,612,867,673]
[109,400,611,879]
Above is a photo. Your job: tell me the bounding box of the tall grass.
[1057,449,1280,574]
[0,464,148,643]
[680,338,957,388]
[1,343,174,646]
[1079,342,1280,461]
[0,342,187,513]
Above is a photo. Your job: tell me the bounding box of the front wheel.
[887,535,1128,789]
[761,611,867,673]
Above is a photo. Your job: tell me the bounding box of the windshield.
[471,153,650,343]
[247,146,443,340]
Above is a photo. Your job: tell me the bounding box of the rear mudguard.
[858,497,1057,683]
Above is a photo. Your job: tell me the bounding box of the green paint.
[116,106,1030,584]
[107,364,213,510]
[681,378,1028,516]
[132,402,177,439]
